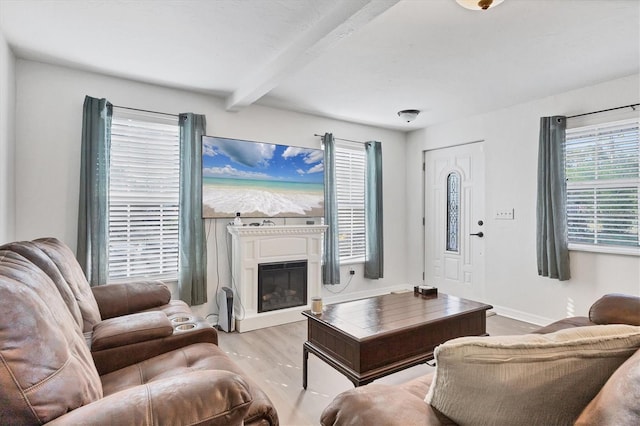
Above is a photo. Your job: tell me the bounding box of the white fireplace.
[227,224,327,332]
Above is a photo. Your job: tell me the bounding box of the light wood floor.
[217,313,538,426]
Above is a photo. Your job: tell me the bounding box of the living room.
[1,0,638,324]
[0,1,639,424]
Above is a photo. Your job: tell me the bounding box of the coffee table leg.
[303,343,309,389]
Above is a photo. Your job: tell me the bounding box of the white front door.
[424,142,485,301]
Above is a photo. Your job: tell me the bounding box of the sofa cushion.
[100,342,279,426]
[574,347,640,425]
[0,240,86,329]
[321,382,447,426]
[399,372,437,400]
[142,299,193,316]
[0,250,103,424]
[33,237,102,332]
[425,325,640,426]
[46,371,254,426]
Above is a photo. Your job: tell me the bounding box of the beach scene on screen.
[202,136,324,218]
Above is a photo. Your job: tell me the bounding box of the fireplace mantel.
[227,224,327,332]
[227,224,328,237]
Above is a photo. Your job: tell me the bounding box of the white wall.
[14,60,638,325]
[0,32,16,244]
[14,59,409,319]
[406,74,640,325]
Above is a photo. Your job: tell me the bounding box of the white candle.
[311,297,323,314]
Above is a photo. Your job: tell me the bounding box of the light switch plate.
[495,208,514,220]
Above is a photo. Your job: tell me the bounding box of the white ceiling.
[1,0,638,131]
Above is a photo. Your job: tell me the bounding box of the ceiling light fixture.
[398,109,420,123]
[456,0,504,11]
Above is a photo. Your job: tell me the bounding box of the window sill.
[340,258,365,266]
[108,276,178,285]
[569,243,640,257]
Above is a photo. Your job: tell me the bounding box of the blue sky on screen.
[202,136,324,183]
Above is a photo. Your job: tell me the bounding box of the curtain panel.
[178,113,208,305]
[536,116,571,281]
[77,95,112,286]
[365,141,384,279]
[322,133,340,284]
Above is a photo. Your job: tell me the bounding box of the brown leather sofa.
[0,239,279,425]
[321,293,640,426]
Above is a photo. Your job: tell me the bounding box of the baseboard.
[490,304,553,327]
[323,284,412,305]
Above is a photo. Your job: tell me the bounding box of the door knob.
[470,232,484,238]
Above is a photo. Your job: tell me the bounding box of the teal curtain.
[322,133,340,284]
[536,116,570,281]
[178,113,207,305]
[365,141,384,279]
[77,96,112,286]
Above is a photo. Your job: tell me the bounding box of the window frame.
[565,117,640,257]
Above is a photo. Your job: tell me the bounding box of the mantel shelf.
[227,224,327,237]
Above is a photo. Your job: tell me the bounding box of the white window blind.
[335,142,366,262]
[108,108,180,282]
[565,118,639,252]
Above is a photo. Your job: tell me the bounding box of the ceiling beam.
[225,0,400,111]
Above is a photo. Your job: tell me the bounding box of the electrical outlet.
[495,208,515,220]
[349,269,355,275]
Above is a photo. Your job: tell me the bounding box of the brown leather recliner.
[0,245,279,425]
[2,238,218,374]
[320,293,640,426]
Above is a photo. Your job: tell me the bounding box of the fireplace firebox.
[258,260,308,313]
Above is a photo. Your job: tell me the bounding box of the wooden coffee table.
[302,291,492,388]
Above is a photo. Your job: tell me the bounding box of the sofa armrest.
[575,347,640,425]
[91,311,173,351]
[47,371,253,426]
[91,281,172,319]
[321,383,452,426]
[532,316,593,334]
[589,293,640,326]
[92,317,218,375]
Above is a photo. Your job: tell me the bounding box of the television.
[202,135,324,219]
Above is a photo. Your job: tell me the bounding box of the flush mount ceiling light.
[398,109,420,123]
[456,0,505,10]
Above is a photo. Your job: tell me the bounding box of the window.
[565,118,639,254]
[335,142,366,262]
[108,108,180,282]
[446,172,460,252]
